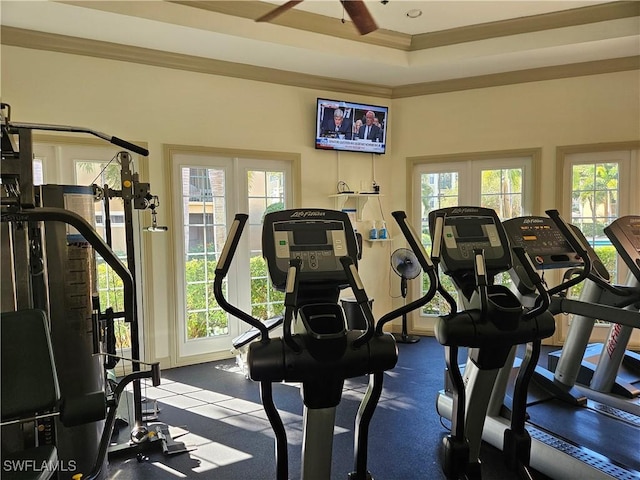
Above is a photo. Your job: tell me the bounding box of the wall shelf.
[329,193,383,221]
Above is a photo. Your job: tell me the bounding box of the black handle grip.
[391,211,433,272]
[213,216,268,341]
[340,256,375,346]
[110,136,149,157]
[376,213,440,333]
[215,214,248,277]
[545,210,592,296]
[545,209,589,261]
[511,247,541,285]
[8,122,149,157]
[474,248,489,317]
[512,247,550,319]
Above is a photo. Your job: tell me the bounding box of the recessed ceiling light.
[406,9,422,19]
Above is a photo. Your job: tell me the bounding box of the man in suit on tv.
[357,110,382,142]
[323,108,352,140]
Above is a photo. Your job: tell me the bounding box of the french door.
[171,150,292,359]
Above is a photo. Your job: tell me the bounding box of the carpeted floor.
[106,337,549,480]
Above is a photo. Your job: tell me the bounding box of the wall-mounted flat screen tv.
[315,98,388,154]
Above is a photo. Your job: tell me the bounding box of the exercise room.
[1,1,639,479]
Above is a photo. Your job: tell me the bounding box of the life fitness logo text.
[290,211,326,218]
[450,207,479,214]
[523,218,544,224]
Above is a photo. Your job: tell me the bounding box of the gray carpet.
[106,337,547,480]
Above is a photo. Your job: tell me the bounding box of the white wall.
[2,45,638,366]
[1,45,396,366]
[390,72,640,215]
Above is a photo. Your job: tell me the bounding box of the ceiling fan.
[256,0,378,36]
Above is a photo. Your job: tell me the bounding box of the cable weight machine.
[0,103,176,476]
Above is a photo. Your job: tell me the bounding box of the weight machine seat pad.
[1,445,58,480]
[60,391,106,427]
[1,309,60,420]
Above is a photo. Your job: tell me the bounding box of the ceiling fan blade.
[341,0,378,35]
[256,0,304,23]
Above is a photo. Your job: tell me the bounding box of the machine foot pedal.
[155,424,191,455]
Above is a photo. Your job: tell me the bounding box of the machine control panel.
[429,206,511,277]
[604,215,640,281]
[503,216,583,269]
[263,209,358,290]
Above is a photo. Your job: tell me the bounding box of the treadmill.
[437,211,640,480]
[542,216,640,415]
[496,211,640,479]
[592,216,640,400]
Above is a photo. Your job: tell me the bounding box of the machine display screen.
[456,223,485,239]
[293,228,327,245]
[502,217,583,270]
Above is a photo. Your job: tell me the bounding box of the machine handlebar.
[545,209,590,259]
[426,211,457,313]
[8,121,149,157]
[473,249,489,317]
[545,209,592,296]
[216,214,248,276]
[213,213,270,342]
[512,246,551,320]
[282,259,302,353]
[391,211,434,272]
[376,211,439,333]
[340,256,376,346]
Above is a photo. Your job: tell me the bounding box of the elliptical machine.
[429,206,555,480]
[214,208,437,480]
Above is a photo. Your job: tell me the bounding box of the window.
[560,147,636,315]
[182,166,229,341]
[560,147,638,285]
[570,162,619,279]
[75,160,130,349]
[558,144,639,346]
[480,167,523,220]
[247,170,286,320]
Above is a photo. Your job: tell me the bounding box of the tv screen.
[315,98,388,154]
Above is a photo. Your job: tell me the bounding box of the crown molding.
[2,27,638,100]
[0,26,393,98]
[410,1,640,50]
[392,56,640,98]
